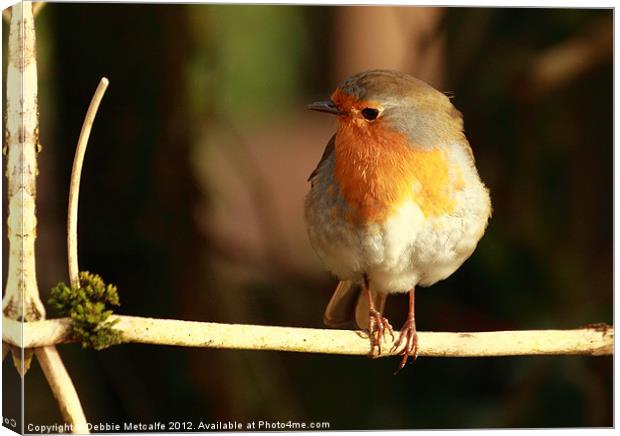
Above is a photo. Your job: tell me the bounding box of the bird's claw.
[392,318,418,373]
[367,309,394,357]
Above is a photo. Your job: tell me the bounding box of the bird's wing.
[308,134,336,184]
[324,279,387,330]
[323,280,359,327]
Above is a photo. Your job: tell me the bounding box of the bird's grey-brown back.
[338,70,466,151]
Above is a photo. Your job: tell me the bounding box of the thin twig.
[38,76,109,435]
[67,78,109,288]
[3,316,613,357]
[34,347,89,433]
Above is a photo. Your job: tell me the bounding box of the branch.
[3,0,45,324]
[67,77,109,287]
[2,2,46,24]
[34,347,89,433]
[3,316,613,357]
[2,4,89,433]
[2,0,42,379]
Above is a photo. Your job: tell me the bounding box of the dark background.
[2,4,613,430]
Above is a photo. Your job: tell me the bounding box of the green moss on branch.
[49,272,122,350]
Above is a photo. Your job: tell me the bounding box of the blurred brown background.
[2,4,613,430]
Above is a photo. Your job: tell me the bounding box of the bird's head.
[307,69,464,150]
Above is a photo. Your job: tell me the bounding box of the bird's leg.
[364,275,394,357]
[392,288,418,372]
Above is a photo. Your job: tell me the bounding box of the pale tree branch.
[1,3,89,433]
[2,2,45,23]
[67,77,109,287]
[3,0,45,325]
[3,0,43,379]
[34,347,89,433]
[3,316,613,358]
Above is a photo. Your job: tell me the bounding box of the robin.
[304,70,492,371]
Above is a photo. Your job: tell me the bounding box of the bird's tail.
[324,280,387,329]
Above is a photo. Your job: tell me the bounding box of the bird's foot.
[392,317,418,373]
[367,309,394,357]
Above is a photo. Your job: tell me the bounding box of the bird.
[304,70,492,371]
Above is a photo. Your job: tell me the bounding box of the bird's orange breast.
[333,119,458,224]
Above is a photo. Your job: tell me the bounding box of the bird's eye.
[361,108,380,121]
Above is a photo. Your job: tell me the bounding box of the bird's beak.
[306,100,345,115]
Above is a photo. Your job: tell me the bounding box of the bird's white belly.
[305,142,491,294]
[305,178,490,295]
